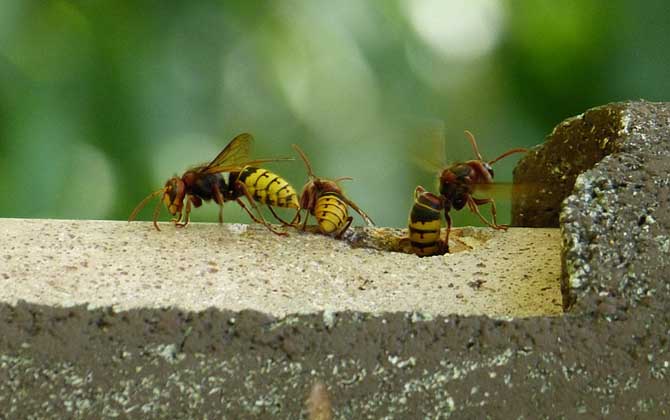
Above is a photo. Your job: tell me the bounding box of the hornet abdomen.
[408,187,445,257]
[236,166,299,208]
[314,192,349,234]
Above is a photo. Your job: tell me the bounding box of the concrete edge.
[2,100,669,418]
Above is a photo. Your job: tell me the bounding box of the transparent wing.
[201,133,294,174]
[409,118,447,174]
[473,182,547,199]
[200,133,253,174]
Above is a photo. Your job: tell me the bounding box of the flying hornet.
[128,133,299,235]
[291,144,374,238]
[436,130,527,247]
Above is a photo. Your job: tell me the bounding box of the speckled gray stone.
[512,103,627,228]
[560,101,670,312]
[1,101,669,418]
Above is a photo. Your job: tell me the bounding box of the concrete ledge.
[0,219,561,318]
[1,101,669,418]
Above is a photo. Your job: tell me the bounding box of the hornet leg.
[301,212,311,231]
[267,205,294,227]
[234,181,287,236]
[335,216,353,239]
[212,186,225,224]
[289,209,302,226]
[152,196,163,231]
[443,211,452,253]
[174,197,194,228]
[468,196,508,230]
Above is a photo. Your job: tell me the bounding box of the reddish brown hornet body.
[128,133,298,235]
[438,130,527,246]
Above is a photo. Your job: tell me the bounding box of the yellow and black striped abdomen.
[238,166,299,208]
[408,198,443,257]
[314,192,349,234]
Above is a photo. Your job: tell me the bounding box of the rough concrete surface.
[0,219,561,318]
[559,102,670,312]
[512,103,627,228]
[1,101,670,418]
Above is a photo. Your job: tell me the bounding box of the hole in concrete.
[344,226,496,255]
[343,226,564,318]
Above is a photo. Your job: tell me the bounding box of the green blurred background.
[1,0,668,228]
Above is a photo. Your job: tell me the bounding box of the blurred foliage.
[0,0,668,228]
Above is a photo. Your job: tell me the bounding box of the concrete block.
[1,101,669,418]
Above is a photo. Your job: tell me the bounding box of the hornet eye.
[484,163,494,178]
